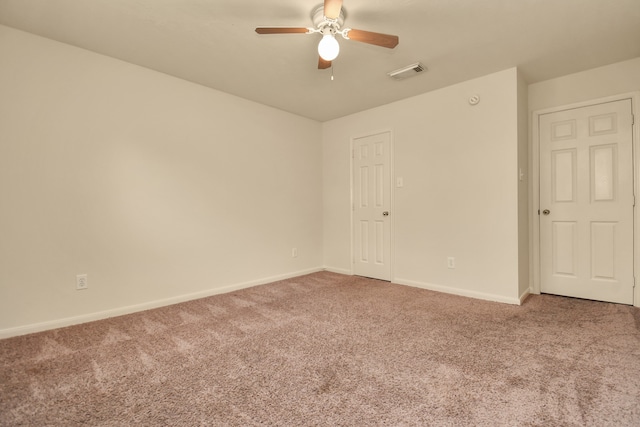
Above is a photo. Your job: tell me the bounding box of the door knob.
[543,209,550,215]
[383,211,389,216]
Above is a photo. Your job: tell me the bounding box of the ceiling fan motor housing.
[312,4,345,31]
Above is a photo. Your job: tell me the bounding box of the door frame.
[531,92,640,306]
[350,129,395,280]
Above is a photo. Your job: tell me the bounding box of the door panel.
[540,99,634,304]
[552,221,577,277]
[552,149,576,202]
[590,222,616,280]
[591,144,616,201]
[353,132,391,281]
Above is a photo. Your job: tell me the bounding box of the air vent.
[387,62,426,80]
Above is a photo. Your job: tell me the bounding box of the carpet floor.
[1,272,639,426]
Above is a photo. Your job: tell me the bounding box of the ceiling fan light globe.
[318,34,340,61]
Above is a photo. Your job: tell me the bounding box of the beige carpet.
[1,272,639,426]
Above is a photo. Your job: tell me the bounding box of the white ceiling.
[1,0,639,122]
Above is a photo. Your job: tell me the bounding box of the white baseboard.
[322,266,352,275]
[393,278,522,305]
[519,288,532,305]
[0,267,323,340]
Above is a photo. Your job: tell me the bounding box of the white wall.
[323,68,524,303]
[0,26,323,337]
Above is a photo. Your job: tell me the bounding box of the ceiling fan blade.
[346,29,399,49]
[324,0,343,20]
[255,27,310,34]
[318,57,332,69]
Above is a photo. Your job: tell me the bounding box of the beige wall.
[0,26,323,336]
[529,57,640,111]
[3,22,636,336]
[517,70,530,298]
[323,68,524,303]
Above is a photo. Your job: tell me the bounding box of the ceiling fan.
[255,0,399,69]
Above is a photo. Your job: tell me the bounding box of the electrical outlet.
[76,274,88,290]
[292,248,298,258]
[447,257,456,269]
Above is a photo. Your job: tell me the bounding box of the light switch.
[396,177,404,187]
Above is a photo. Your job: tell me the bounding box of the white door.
[539,99,634,304]
[353,132,391,281]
